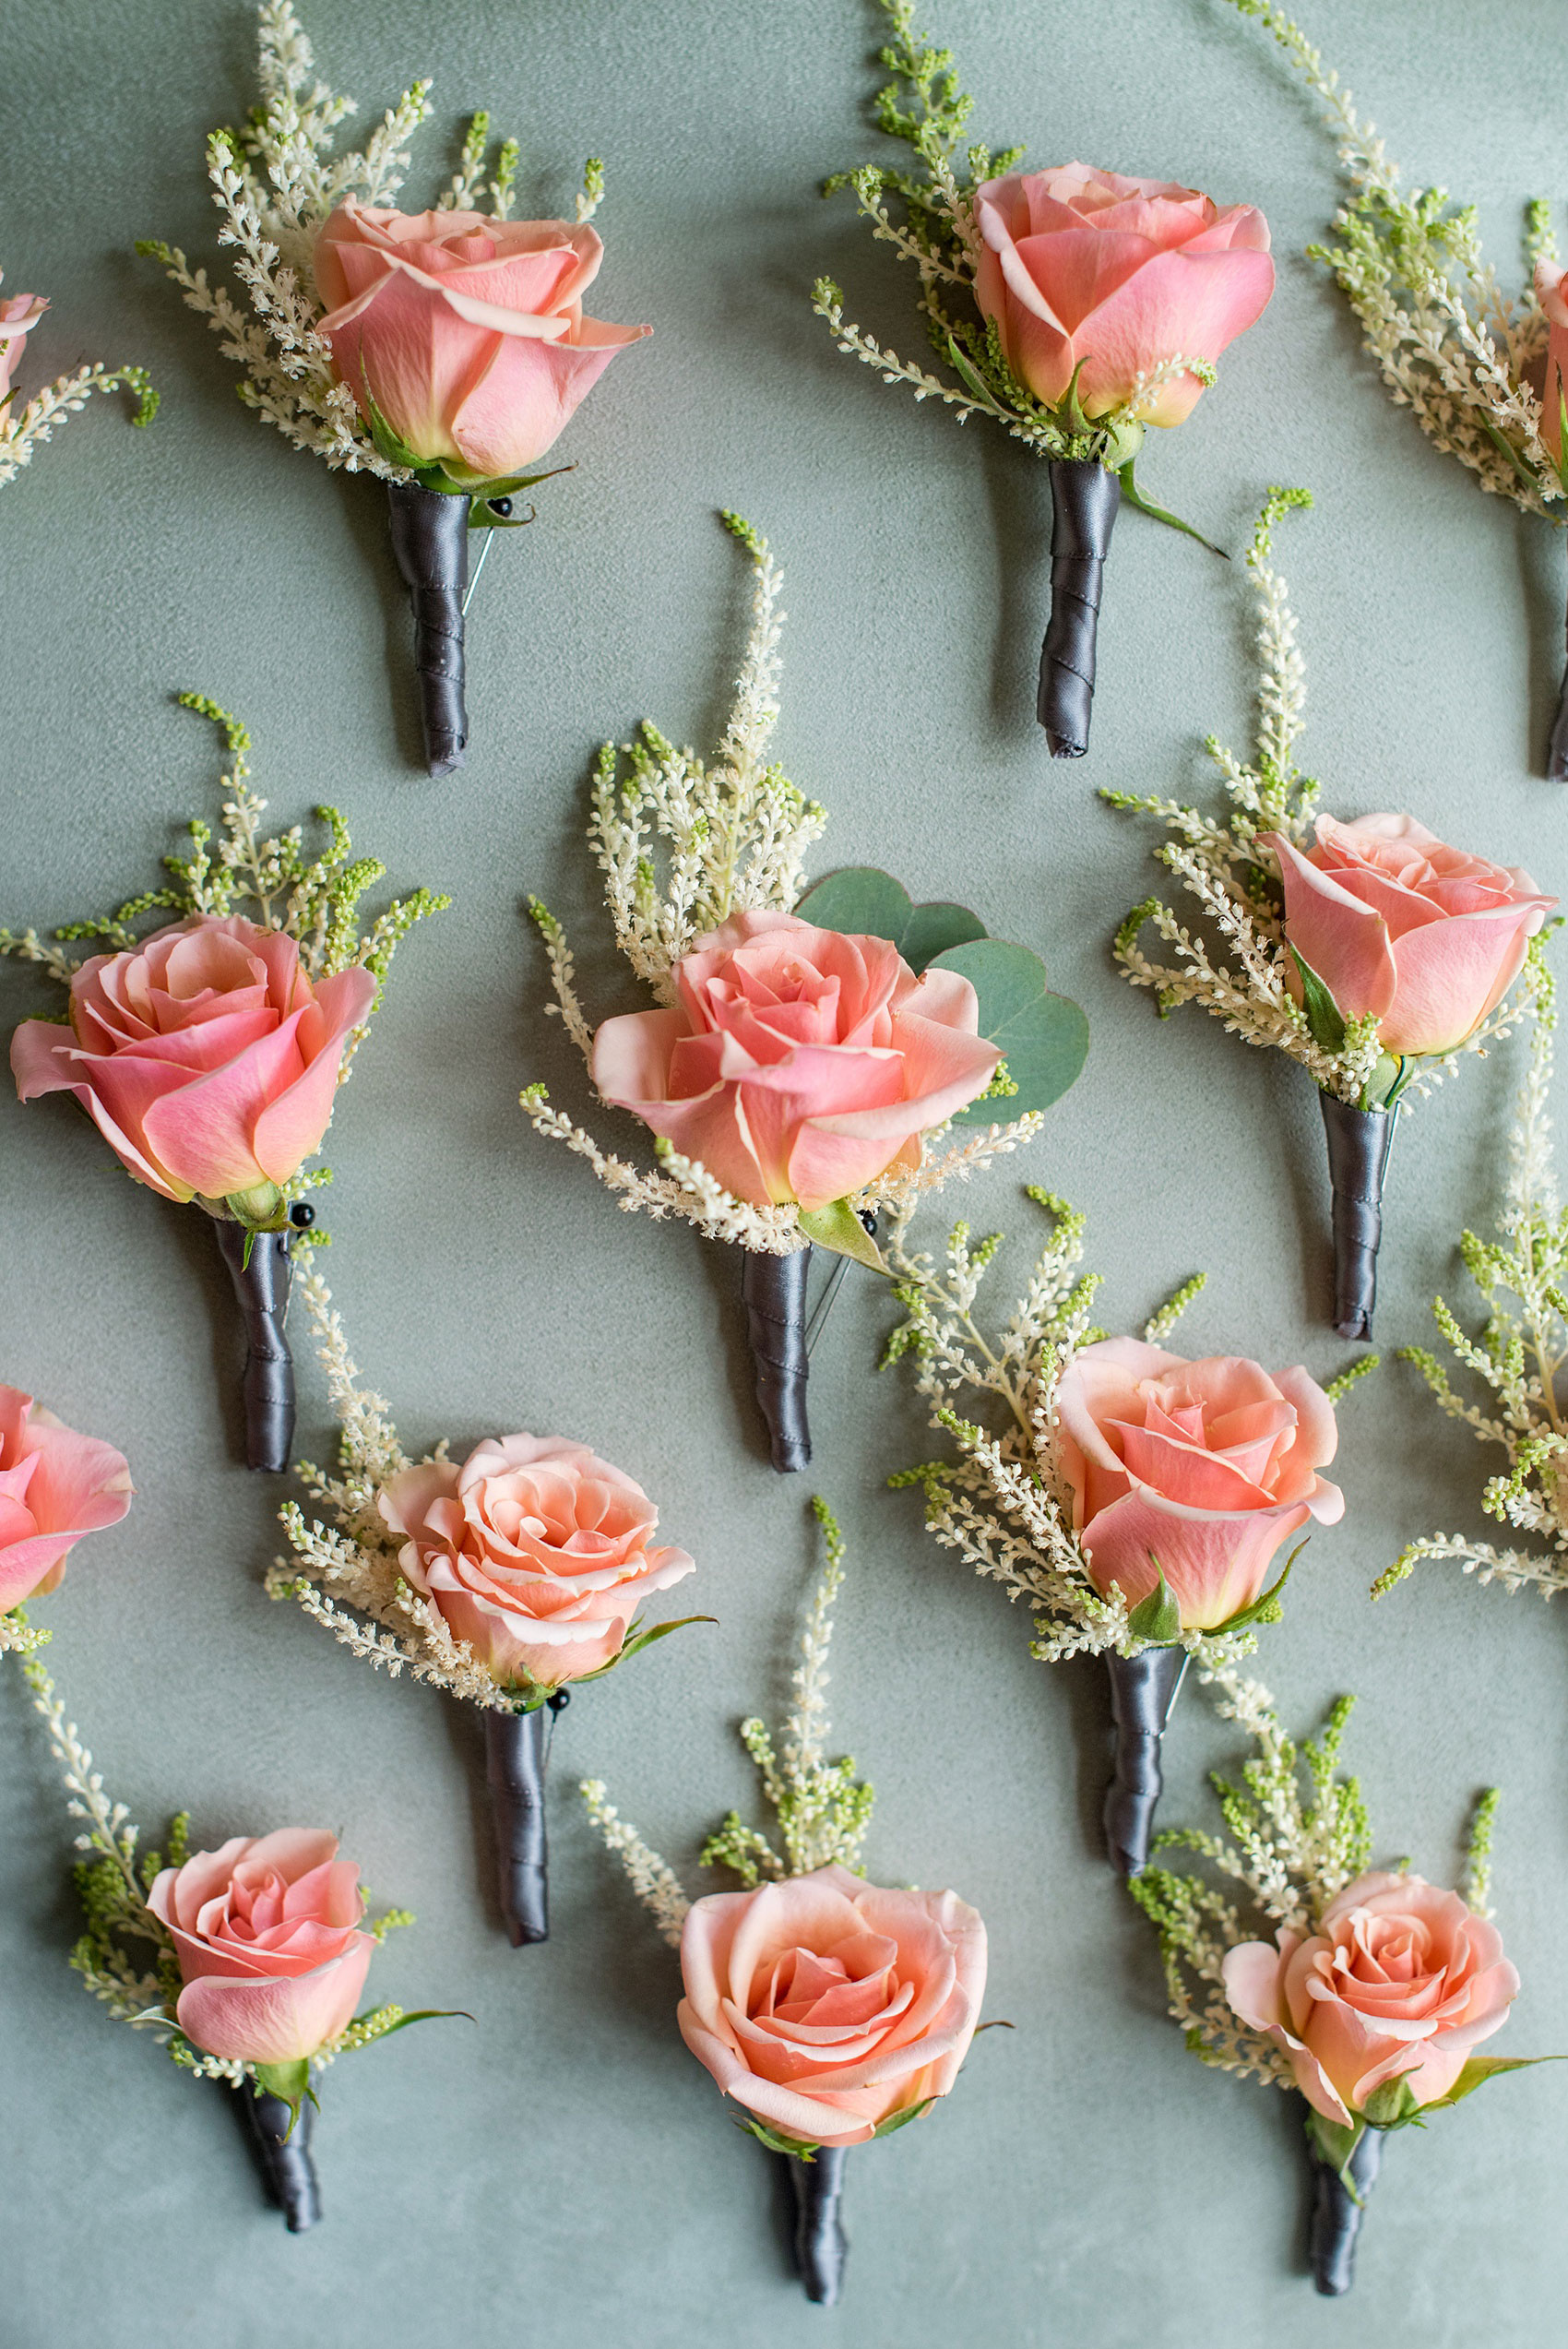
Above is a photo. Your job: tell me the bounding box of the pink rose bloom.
[1264,815,1555,1058]
[1056,1338,1343,1630]
[0,1383,133,1615]
[678,1863,987,2149]
[590,911,1002,1213]
[974,164,1275,426]
[378,1433,695,1690]
[1534,259,1568,462]
[1223,1870,1519,2126]
[0,282,47,401]
[314,201,650,482]
[148,1830,375,2066]
[11,914,376,1207]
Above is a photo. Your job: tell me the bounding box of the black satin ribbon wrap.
[787,2147,849,2306]
[1102,1646,1187,1877]
[486,1702,555,1947]
[1318,1093,1397,1343]
[1308,2127,1383,2296]
[1038,459,1121,758]
[213,1222,294,1473]
[234,2082,321,2232]
[741,1245,812,1473]
[1548,662,1568,781]
[386,481,469,778]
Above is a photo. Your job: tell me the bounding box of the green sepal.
[1290,948,1348,1054]
[505,1613,718,1707]
[799,1198,887,1271]
[250,2057,315,2136]
[738,2116,822,2160]
[1117,459,1227,556]
[870,2096,934,2140]
[1360,2074,1422,2130]
[466,463,577,523]
[1421,2053,1565,2109]
[354,2006,476,2042]
[792,866,987,972]
[224,1180,287,1234]
[1305,2107,1367,2191]
[1126,1568,1182,1647]
[1360,1053,1408,1113]
[926,937,1089,1124]
[1209,1538,1307,1638]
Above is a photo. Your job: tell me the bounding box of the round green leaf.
[928,937,1090,1121]
[794,866,988,972]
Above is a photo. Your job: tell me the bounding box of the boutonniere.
[1110,491,1553,1341]
[0,1385,132,1658]
[3,698,445,1473]
[0,267,156,488]
[582,1500,990,2307]
[885,1189,1360,1872]
[525,512,1087,1471]
[18,1654,456,2231]
[138,1,648,777]
[813,0,1274,757]
[1221,0,1568,777]
[270,1251,705,1946]
[1378,954,1568,1604]
[1132,1668,1553,2294]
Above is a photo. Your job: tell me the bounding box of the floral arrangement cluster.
[0,273,156,489]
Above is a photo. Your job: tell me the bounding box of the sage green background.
[4,3,1567,2343]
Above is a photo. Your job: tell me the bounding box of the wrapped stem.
[1102,1646,1187,1878]
[787,2146,849,2306]
[1038,459,1120,757]
[1549,581,1568,781]
[233,2081,321,2232]
[1308,2126,1383,2296]
[1318,1093,1397,1343]
[212,1222,295,1473]
[485,1701,557,1947]
[741,1246,812,1473]
[386,481,469,778]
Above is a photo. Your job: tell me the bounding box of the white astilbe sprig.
[1108,489,1538,1110]
[582,1498,875,1938]
[1226,0,1565,519]
[524,511,1039,1255]
[137,0,595,475]
[1377,959,1568,1603]
[885,1187,1260,1666]
[0,358,158,489]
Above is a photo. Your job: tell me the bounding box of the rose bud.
[678,1864,988,2150]
[1264,814,1555,1058]
[0,283,48,402]
[0,1384,133,1616]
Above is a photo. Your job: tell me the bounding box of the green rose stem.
[485,1695,567,1946]
[1318,1094,1398,1342]
[1102,1646,1187,1877]
[386,482,469,778]
[1039,460,1121,757]
[212,1219,297,1473]
[787,2145,849,2305]
[741,1246,813,1473]
[1308,2126,1382,2295]
[233,2081,322,2232]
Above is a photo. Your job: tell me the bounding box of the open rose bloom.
[315,201,649,482]
[678,1865,987,2149]
[148,1830,375,2066]
[974,165,1274,426]
[1223,1871,1519,2126]
[1265,815,1554,1060]
[1534,259,1568,466]
[0,1384,132,1615]
[1055,1339,1343,1630]
[11,914,375,1210]
[379,1433,694,1691]
[591,911,1002,1214]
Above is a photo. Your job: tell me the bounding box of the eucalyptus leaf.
[1126,1570,1182,1647]
[793,866,986,972]
[928,938,1089,1123]
[799,1198,887,1270]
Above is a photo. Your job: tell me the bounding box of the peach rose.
[0,280,47,401]
[1055,1338,1343,1630]
[1264,815,1554,1060]
[1223,1871,1519,2126]
[0,1383,133,1614]
[974,164,1275,426]
[314,201,649,483]
[11,914,376,1210]
[1535,259,1568,465]
[678,1864,987,2149]
[148,1830,375,2066]
[378,1434,695,1691]
[590,911,1002,1214]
